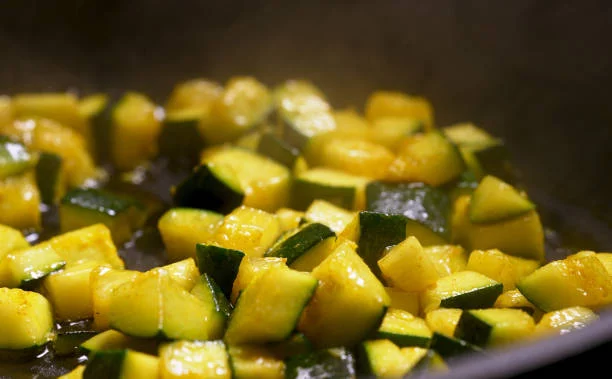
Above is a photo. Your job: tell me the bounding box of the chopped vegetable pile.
[0,78,610,379]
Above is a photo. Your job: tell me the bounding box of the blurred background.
[1,1,610,253]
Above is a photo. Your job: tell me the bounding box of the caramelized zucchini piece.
[517,251,612,311]
[304,199,355,234]
[454,308,535,347]
[421,271,503,313]
[364,90,434,130]
[0,287,55,349]
[297,240,390,348]
[42,260,104,321]
[466,249,540,292]
[0,170,41,231]
[385,131,464,186]
[384,287,420,316]
[358,339,413,378]
[90,266,140,331]
[424,245,468,278]
[35,152,65,204]
[199,76,272,145]
[425,308,463,337]
[228,345,285,379]
[378,236,440,292]
[110,92,162,171]
[285,347,356,379]
[224,266,318,345]
[158,208,225,262]
[195,243,245,299]
[159,340,231,379]
[469,175,535,223]
[230,256,287,304]
[172,163,245,214]
[534,306,599,337]
[0,241,65,288]
[158,108,206,165]
[13,92,86,134]
[264,222,336,269]
[190,273,232,340]
[80,329,158,355]
[376,308,432,347]
[83,349,159,379]
[0,224,29,259]
[318,138,395,179]
[165,78,223,112]
[211,205,282,258]
[201,146,291,212]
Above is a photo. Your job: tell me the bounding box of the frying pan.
[1,1,611,378]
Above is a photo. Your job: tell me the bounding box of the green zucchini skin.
[61,187,136,217]
[284,347,357,379]
[264,222,335,265]
[87,95,113,165]
[83,349,125,379]
[194,273,233,320]
[172,163,245,214]
[52,330,97,357]
[365,181,452,241]
[429,332,484,360]
[473,143,517,185]
[35,152,63,205]
[195,243,245,300]
[357,211,407,279]
[440,283,503,310]
[290,179,355,211]
[0,137,37,179]
[256,131,299,169]
[158,112,204,167]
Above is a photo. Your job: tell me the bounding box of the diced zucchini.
[225,266,318,344]
[109,268,222,340]
[421,271,503,313]
[274,80,336,150]
[196,243,245,299]
[158,108,206,165]
[597,252,612,275]
[517,251,612,312]
[469,175,535,223]
[0,170,42,231]
[304,199,355,234]
[201,146,291,212]
[158,208,225,262]
[256,130,300,169]
[275,207,305,232]
[0,224,29,259]
[230,257,287,304]
[378,236,440,292]
[35,152,65,204]
[150,257,200,291]
[90,265,140,331]
[0,137,38,179]
[401,347,448,377]
[369,117,424,151]
[318,138,395,179]
[384,287,420,316]
[42,260,104,321]
[267,332,314,359]
[37,224,124,269]
[82,349,159,379]
[211,205,282,258]
[454,308,535,347]
[425,308,463,337]
[110,92,162,171]
[466,249,540,292]
[385,131,465,186]
[199,76,272,145]
[228,345,285,379]
[13,92,86,135]
[534,306,599,337]
[358,339,413,378]
[53,330,98,357]
[493,289,539,317]
[297,240,390,348]
[79,93,111,163]
[424,245,468,277]
[0,241,65,288]
[364,91,434,130]
[443,122,496,147]
[264,222,336,268]
[284,347,356,379]
[172,163,245,214]
[190,273,232,340]
[165,78,223,112]
[366,181,452,242]
[60,187,143,245]
[80,329,158,355]
[376,308,432,347]
[1,118,99,187]
[159,340,231,379]
[356,211,408,279]
[0,287,55,349]
[290,167,370,211]
[453,194,546,262]
[429,332,484,360]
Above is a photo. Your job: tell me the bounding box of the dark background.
[0,1,611,378]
